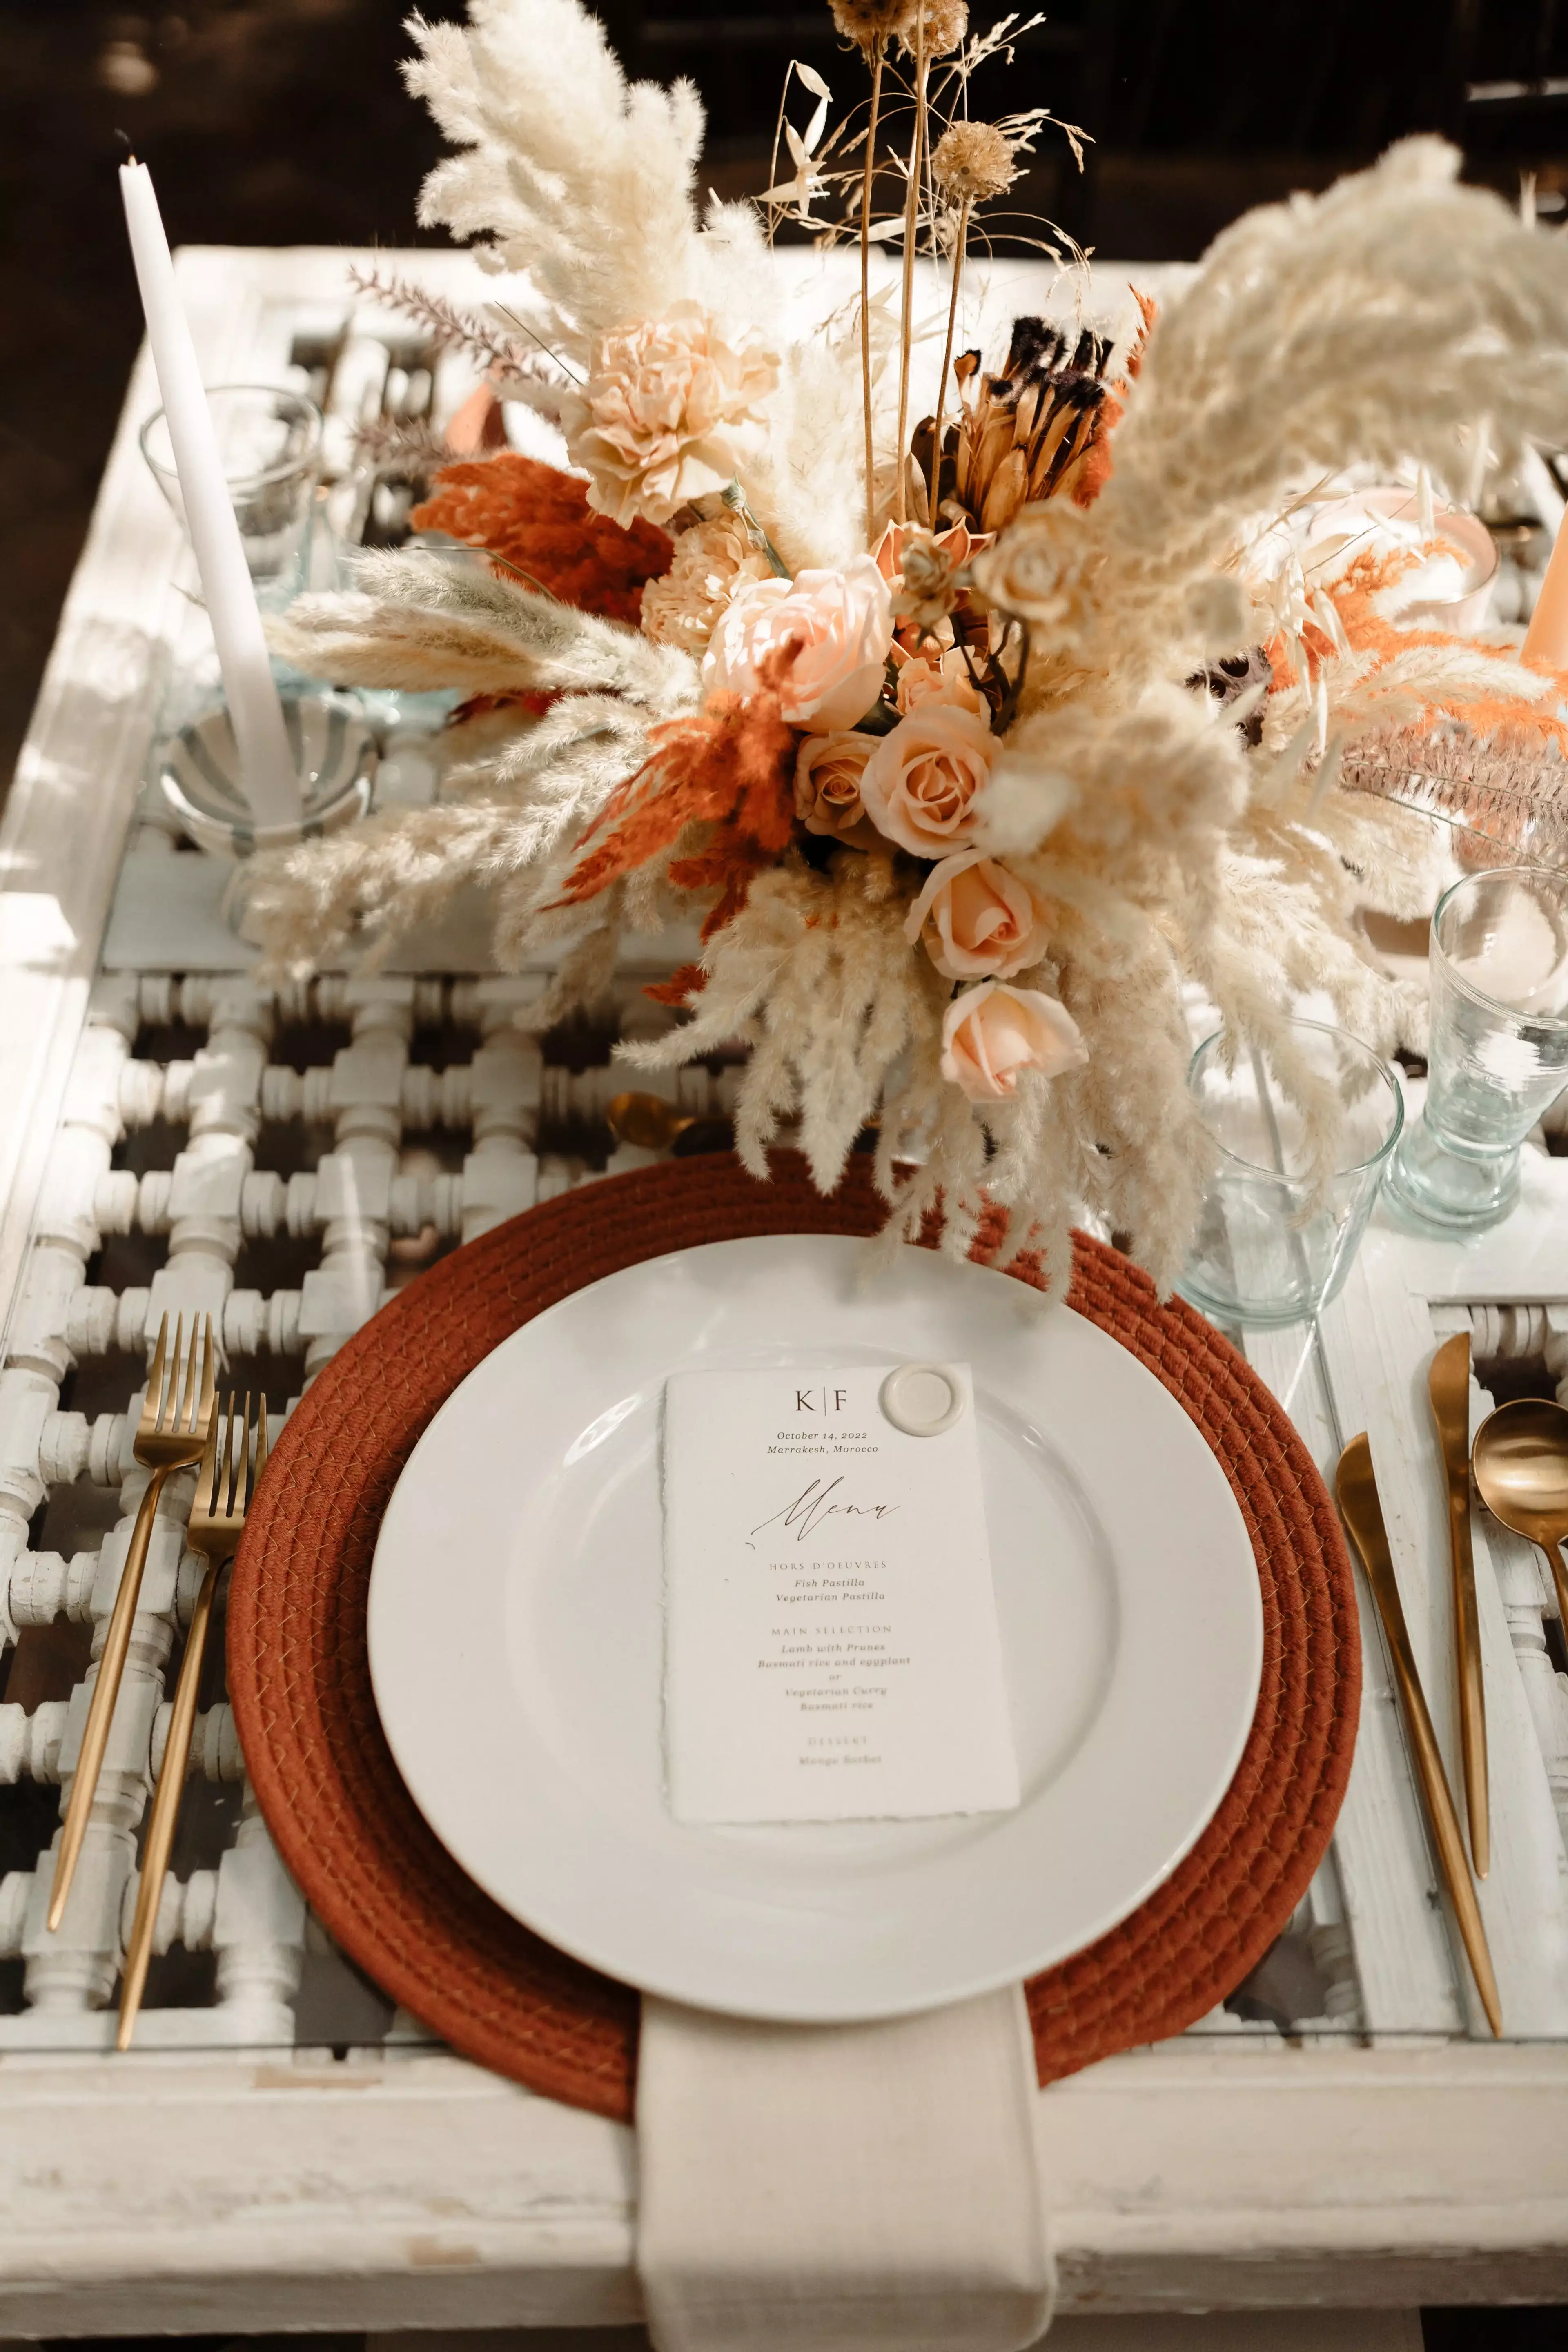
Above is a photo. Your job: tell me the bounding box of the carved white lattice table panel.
[7,247,1568,2325]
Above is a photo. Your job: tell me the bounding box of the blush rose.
[794,731,877,840]
[703,555,893,732]
[940,982,1087,1102]
[904,852,1045,979]
[893,646,987,717]
[858,704,995,856]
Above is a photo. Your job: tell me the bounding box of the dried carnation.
[829,0,917,46]
[572,303,779,530]
[640,512,775,655]
[931,121,1017,204]
[899,0,967,56]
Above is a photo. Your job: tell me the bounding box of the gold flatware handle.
[1429,1332,1489,1878]
[49,1463,173,1933]
[1448,1482,1488,1878]
[1336,1434,1502,2037]
[117,1558,220,2049]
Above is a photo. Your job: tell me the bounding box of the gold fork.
[118,1392,266,2048]
[49,1312,215,1933]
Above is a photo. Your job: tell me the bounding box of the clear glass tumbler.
[1180,1019,1404,1327]
[1387,864,1568,1231]
[140,383,323,607]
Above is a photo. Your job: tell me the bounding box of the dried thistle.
[900,0,966,55]
[931,119,1018,204]
[829,0,916,45]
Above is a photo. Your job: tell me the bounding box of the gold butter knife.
[1336,1434,1501,2036]
[1429,1332,1488,1878]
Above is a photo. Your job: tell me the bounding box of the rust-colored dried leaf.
[555,657,798,919]
[412,452,672,626]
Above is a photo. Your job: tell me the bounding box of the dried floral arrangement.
[249,0,1568,1292]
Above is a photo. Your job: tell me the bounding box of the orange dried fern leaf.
[555,672,798,911]
[412,452,672,627]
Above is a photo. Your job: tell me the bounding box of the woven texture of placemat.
[228,1150,1359,2123]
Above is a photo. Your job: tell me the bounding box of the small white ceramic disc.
[879,1361,966,1436]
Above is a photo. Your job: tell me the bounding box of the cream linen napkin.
[636,1984,1054,2352]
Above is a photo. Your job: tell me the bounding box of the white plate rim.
[367,1233,1264,2022]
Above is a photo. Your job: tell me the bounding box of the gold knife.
[1336,1434,1501,2037]
[1429,1331,1489,1878]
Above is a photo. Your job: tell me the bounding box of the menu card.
[661,1362,1020,1825]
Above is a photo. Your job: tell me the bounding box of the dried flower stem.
[346,263,554,383]
[350,415,455,476]
[860,42,886,548]
[930,192,970,516]
[893,2,929,525]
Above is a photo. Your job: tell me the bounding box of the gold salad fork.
[118,1392,267,2047]
[49,1314,215,1932]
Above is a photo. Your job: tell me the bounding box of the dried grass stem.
[893,3,929,524]
[931,191,970,515]
[860,43,886,548]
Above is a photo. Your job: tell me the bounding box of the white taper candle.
[120,159,302,826]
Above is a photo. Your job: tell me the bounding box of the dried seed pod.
[898,0,968,55]
[829,0,917,46]
[931,120,1017,204]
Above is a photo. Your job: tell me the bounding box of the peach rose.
[572,303,779,528]
[858,704,995,856]
[702,555,893,733]
[795,731,876,840]
[905,852,1045,979]
[893,645,986,717]
[940,982,1087,1102]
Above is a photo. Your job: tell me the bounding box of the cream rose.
[858,704,995,856]
[572,303,779,529]
[702,555,893,733]
[968,510,1080,633]
[893,646,986,717]
[795,731,876,840]
[905,852,1045,979]
[940,982,1087,1102]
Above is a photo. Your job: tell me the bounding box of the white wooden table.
[2,247,1568,2334]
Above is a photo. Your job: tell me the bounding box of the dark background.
[4,0,1568,795]
[7,0,1568,800]
[2,6,1568,2341]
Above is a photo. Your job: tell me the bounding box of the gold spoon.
[1472,1396,1568,1633]
[605,1090,731,1155]
[605,1091,704,1151]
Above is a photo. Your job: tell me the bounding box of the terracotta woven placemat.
[228,1150,1359,2123]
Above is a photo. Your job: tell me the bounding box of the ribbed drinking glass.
[1388,864,1568,1231]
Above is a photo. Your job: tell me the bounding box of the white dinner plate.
[368,1234,1262,2022]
